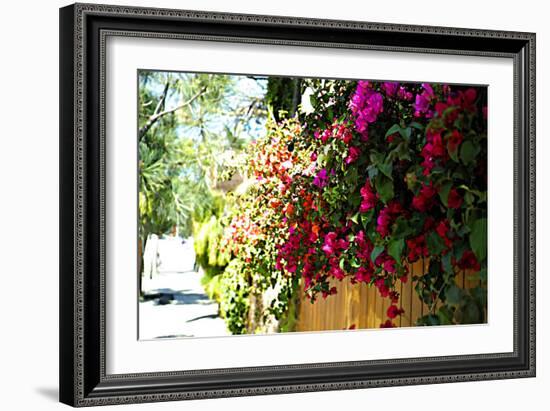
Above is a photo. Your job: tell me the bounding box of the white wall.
[0,0,545,410]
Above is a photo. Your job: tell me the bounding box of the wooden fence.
[295,259,482,331]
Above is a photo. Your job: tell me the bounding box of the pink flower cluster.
[376,200,403,237]
[349,81,384,140]
[412,182,438,212]
[345,146,361,165]
[315,122,353,145]
[413,83,436,118]
[420,129,446,175]
[382,81,413,101]
[359,180,378,212]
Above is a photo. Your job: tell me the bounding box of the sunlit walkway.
[139,237,229,339]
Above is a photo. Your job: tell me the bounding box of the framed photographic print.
[59,2,536,407]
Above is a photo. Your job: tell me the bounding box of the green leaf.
[460,140,479,165]
[416,314,440,326]
[370,151,385,165]
[470,286,487,309]
[442,253,453,275]
[469,218,487,262]
[461,301,482,324]
[339,257,346,270]
[375,175,394,204]
[350,212,360,225]
[426,231,445,256]
[367,166,378,180]
[438,181,452,207]
[394,142,412,161]
[448,143,459,162]
[385,124,401,138]
[399,127,412,141]
[479,268,487,282]
[371,245,384,263]
[387,238,405,263]
[360,209,374,228]
[409,121,424,130]
[378,161,393,179]
[437,305,454,325]
[393,217,413,239]
[445,284,463,306]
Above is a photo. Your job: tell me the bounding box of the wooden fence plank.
[294,258,484,332]
[400,265,412,327]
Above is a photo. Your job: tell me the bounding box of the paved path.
[139,237,229,339]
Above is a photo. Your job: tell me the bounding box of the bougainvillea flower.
[382,82,398,96]
[406,234,429,263]
[457,250,481,272]
[359,180,378,212]
[412,183,438,212]
[435,219,453,248]
[350,81,384,139]
[387,304,405,319]
[397,86,413,101]
[380,320,396,328]
[420,130,446,175]
[336,124,353,144]
[375,277,390,297]
[414,83,436,118]
[375,200,403,237]
[447,188,463,209]
[345,146,361,165]
[355,266,373,283]
[447,129,463,154]
[313,168,329,188]
[383,258,396,273]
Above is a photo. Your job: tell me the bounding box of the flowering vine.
[275,79,487,327]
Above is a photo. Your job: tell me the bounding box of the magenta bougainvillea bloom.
[412,183,438,212]
[350,81,384,140]
[414,83,436,118]
[345,146,361,165]
[406,235,429,263]
[270,79,487,328]
[447,129,463,154]
[457,250,481,271]
[312,168,329,188]
[447,188,463,209]
[335,123,353,144]
[382,81,398,96]
[387,304,405,319]
[321,232,349,256]
[397,85,413,101]
[359,180,378,212]
[376,201,403,237]
[421,128,446,175]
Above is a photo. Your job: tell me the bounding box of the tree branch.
[139,85,207,138]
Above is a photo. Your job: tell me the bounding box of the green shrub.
[219,259,250,334]
[194,216,230,278]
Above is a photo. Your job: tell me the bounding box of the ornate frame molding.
[60,3,535,407]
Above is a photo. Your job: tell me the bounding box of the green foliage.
[219,260,250,334]
[202,273,223,302]
[265,77,302,120]
[469,218,487,262]
[194,216,230,278]
[218,117,307,333]
[138,71,267,276]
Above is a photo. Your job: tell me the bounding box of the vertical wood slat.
[410,260,423,327]
[400,264,412,327]
[295,258,484,332]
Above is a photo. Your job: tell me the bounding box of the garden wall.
[295,259,482,331]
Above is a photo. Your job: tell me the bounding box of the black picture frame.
[59,3,536,407]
